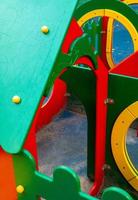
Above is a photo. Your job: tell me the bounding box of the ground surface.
[37,109,91,193]
[37,108,138,195]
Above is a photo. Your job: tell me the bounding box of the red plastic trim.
[89,57,108,195]
[110,51,138,78]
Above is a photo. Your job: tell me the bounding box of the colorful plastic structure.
[0,0,138,199]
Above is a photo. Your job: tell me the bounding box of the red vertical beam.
[0,149,17,199]
[89,57,108,195]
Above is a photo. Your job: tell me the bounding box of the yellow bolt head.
[16,185,24,194]
[12,96,21,104]
[41,25,49,34]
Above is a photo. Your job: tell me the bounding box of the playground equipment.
[0,0,138,199]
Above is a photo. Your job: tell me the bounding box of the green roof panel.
[0,0,78,153]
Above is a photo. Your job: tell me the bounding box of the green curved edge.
[13,150,134,200]
[102,187,134,200]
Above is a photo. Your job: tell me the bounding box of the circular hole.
[126,119,138,172]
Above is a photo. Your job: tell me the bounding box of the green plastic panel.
[102,187,134,200]
[13,150,96,200]
[106,73,138,199]
[61,66,96,178]
[0,0,78,153]
[83,18,102,56]
[13,150,134,200]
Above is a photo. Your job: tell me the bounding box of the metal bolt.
[100,31,106,34]
[104,98,114,105]
[64,93,71,97]
[103,164,111,171]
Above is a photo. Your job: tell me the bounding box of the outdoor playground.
[0,0,138,199]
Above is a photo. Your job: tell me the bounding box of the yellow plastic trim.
[124,0,138,4]
[111,101,138,191]
[106,18,114,68]
[77,9,105,26]
[77,9,138,68]
[129,176,138,190]
[106,18,113,53]
[106,0,138,68]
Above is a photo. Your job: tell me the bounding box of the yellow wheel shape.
[111,101,138,191]
[77,8,138,68]
[107,0,138,68]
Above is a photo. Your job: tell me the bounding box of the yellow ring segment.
[77,9,138,68]
[107,0,138,68]
[124,0,138,4]
[111,101,138,191]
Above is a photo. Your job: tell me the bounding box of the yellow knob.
[16,185,24,194]
[41,25,49,34]
[12,96,21,104]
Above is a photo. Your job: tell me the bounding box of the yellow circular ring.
[107,0,138,68]
[77,8,138,68]
[111,101,138,191]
